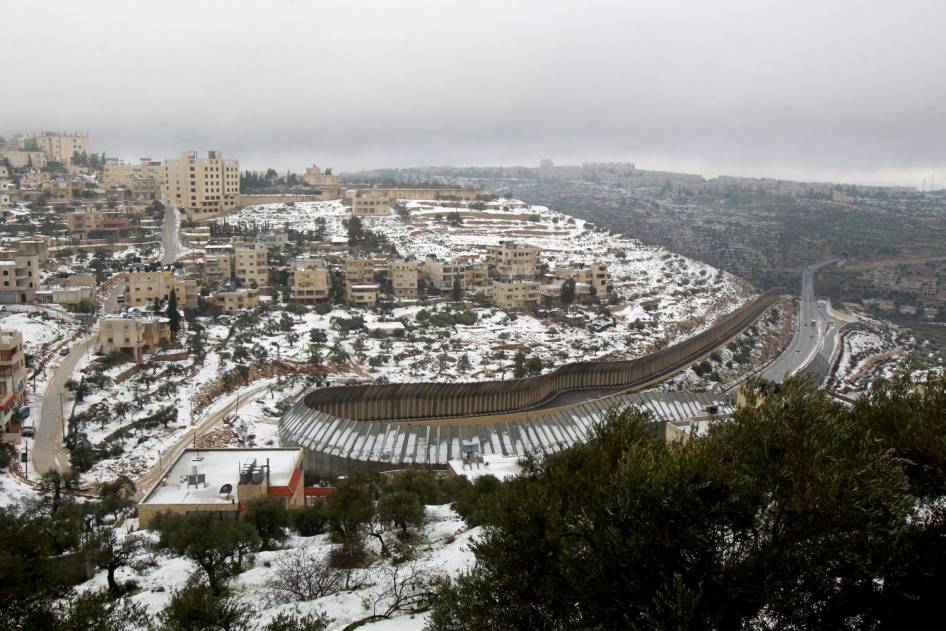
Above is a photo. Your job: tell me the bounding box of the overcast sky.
[2,1,944,187]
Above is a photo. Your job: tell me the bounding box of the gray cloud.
[2,0,944,186]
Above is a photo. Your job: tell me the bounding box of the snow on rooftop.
[141,448,301,506]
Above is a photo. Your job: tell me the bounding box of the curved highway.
[760,259,840,382]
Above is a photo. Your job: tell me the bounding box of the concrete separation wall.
[301,289,785,422]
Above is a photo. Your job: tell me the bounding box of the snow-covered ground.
[218,198,752,384]
[68,349,309,486]
[829,311,914,395]
[79,504,477,630]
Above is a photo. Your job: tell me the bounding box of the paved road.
[32,277,121,475]
[161,203,184,265]
[32,337,93,475]
[760,259,840,382]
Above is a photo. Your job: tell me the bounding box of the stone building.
[348,189,390,217]
[0,252,39,304]
[102,158,163,199]
[97,310,171,362]
[303,164,339,188]
[233,244,268,287]
[124,267,198,309]
[347,283,380,307]
[491,280,541,311]
[555,262,610,297]
[289,259,330,302]
[214,288,259,313]
[388,259,418,298]
[163,150,240,221]
[486,241,540,279]
[34,132,88,163]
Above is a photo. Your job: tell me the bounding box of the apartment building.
[422,256,488,292]
[66,211,131,238]
[97,310,172,362]
[233,243,268,287]
[491,280,541,311]
[303,164,339,188]
[289,259,330,302]
[0,330,27,435]
[0,252,39,304]
[486,241,541,279]
[348,189,391,217]
[103,158,163,199]
[164,150,240,221]
[203,253,233,286]
[388,259,418,298]
[347,283,380,307]
[124,268,198,309]
[214,288,259,313]
[344,257,375,286]
[35,132,89,163]
[555,262,609,296]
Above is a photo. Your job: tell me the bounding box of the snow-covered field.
[69,349,310,486]
[826,310,929,395]
[80,504,477,631]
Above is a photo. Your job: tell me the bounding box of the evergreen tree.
[167,288,181,335]
[428,376,946,629]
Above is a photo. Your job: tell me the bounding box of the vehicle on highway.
[59,347,70,356]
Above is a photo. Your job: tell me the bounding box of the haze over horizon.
[3,0,944,188]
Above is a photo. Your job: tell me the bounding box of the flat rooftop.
[141,448,301,506]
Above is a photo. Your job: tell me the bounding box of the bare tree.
[356,561,438,626]
[266,547,344,605]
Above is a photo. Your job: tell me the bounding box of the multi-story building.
[347,283,380,307]
[344,257,375,286]
[36,132,89,163]
[103,158,164,199]
[0,330,27,435]
[388,259,418,298]
[0,252,39,304]
[202,252,233,286]
[463,263,489,288]
[491,280,541,311]
[486,241,541,279]
[348,189,391,217]
[123,267,198,309]
[422,256,489,292]
[163,150,240,221]
[66,211,131,238]
[214,288,259,313]
[555,262,609,297]
[303,164,339,188]
[233,243,268,287]
[97,310,172,362]
[290,259,330,302]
